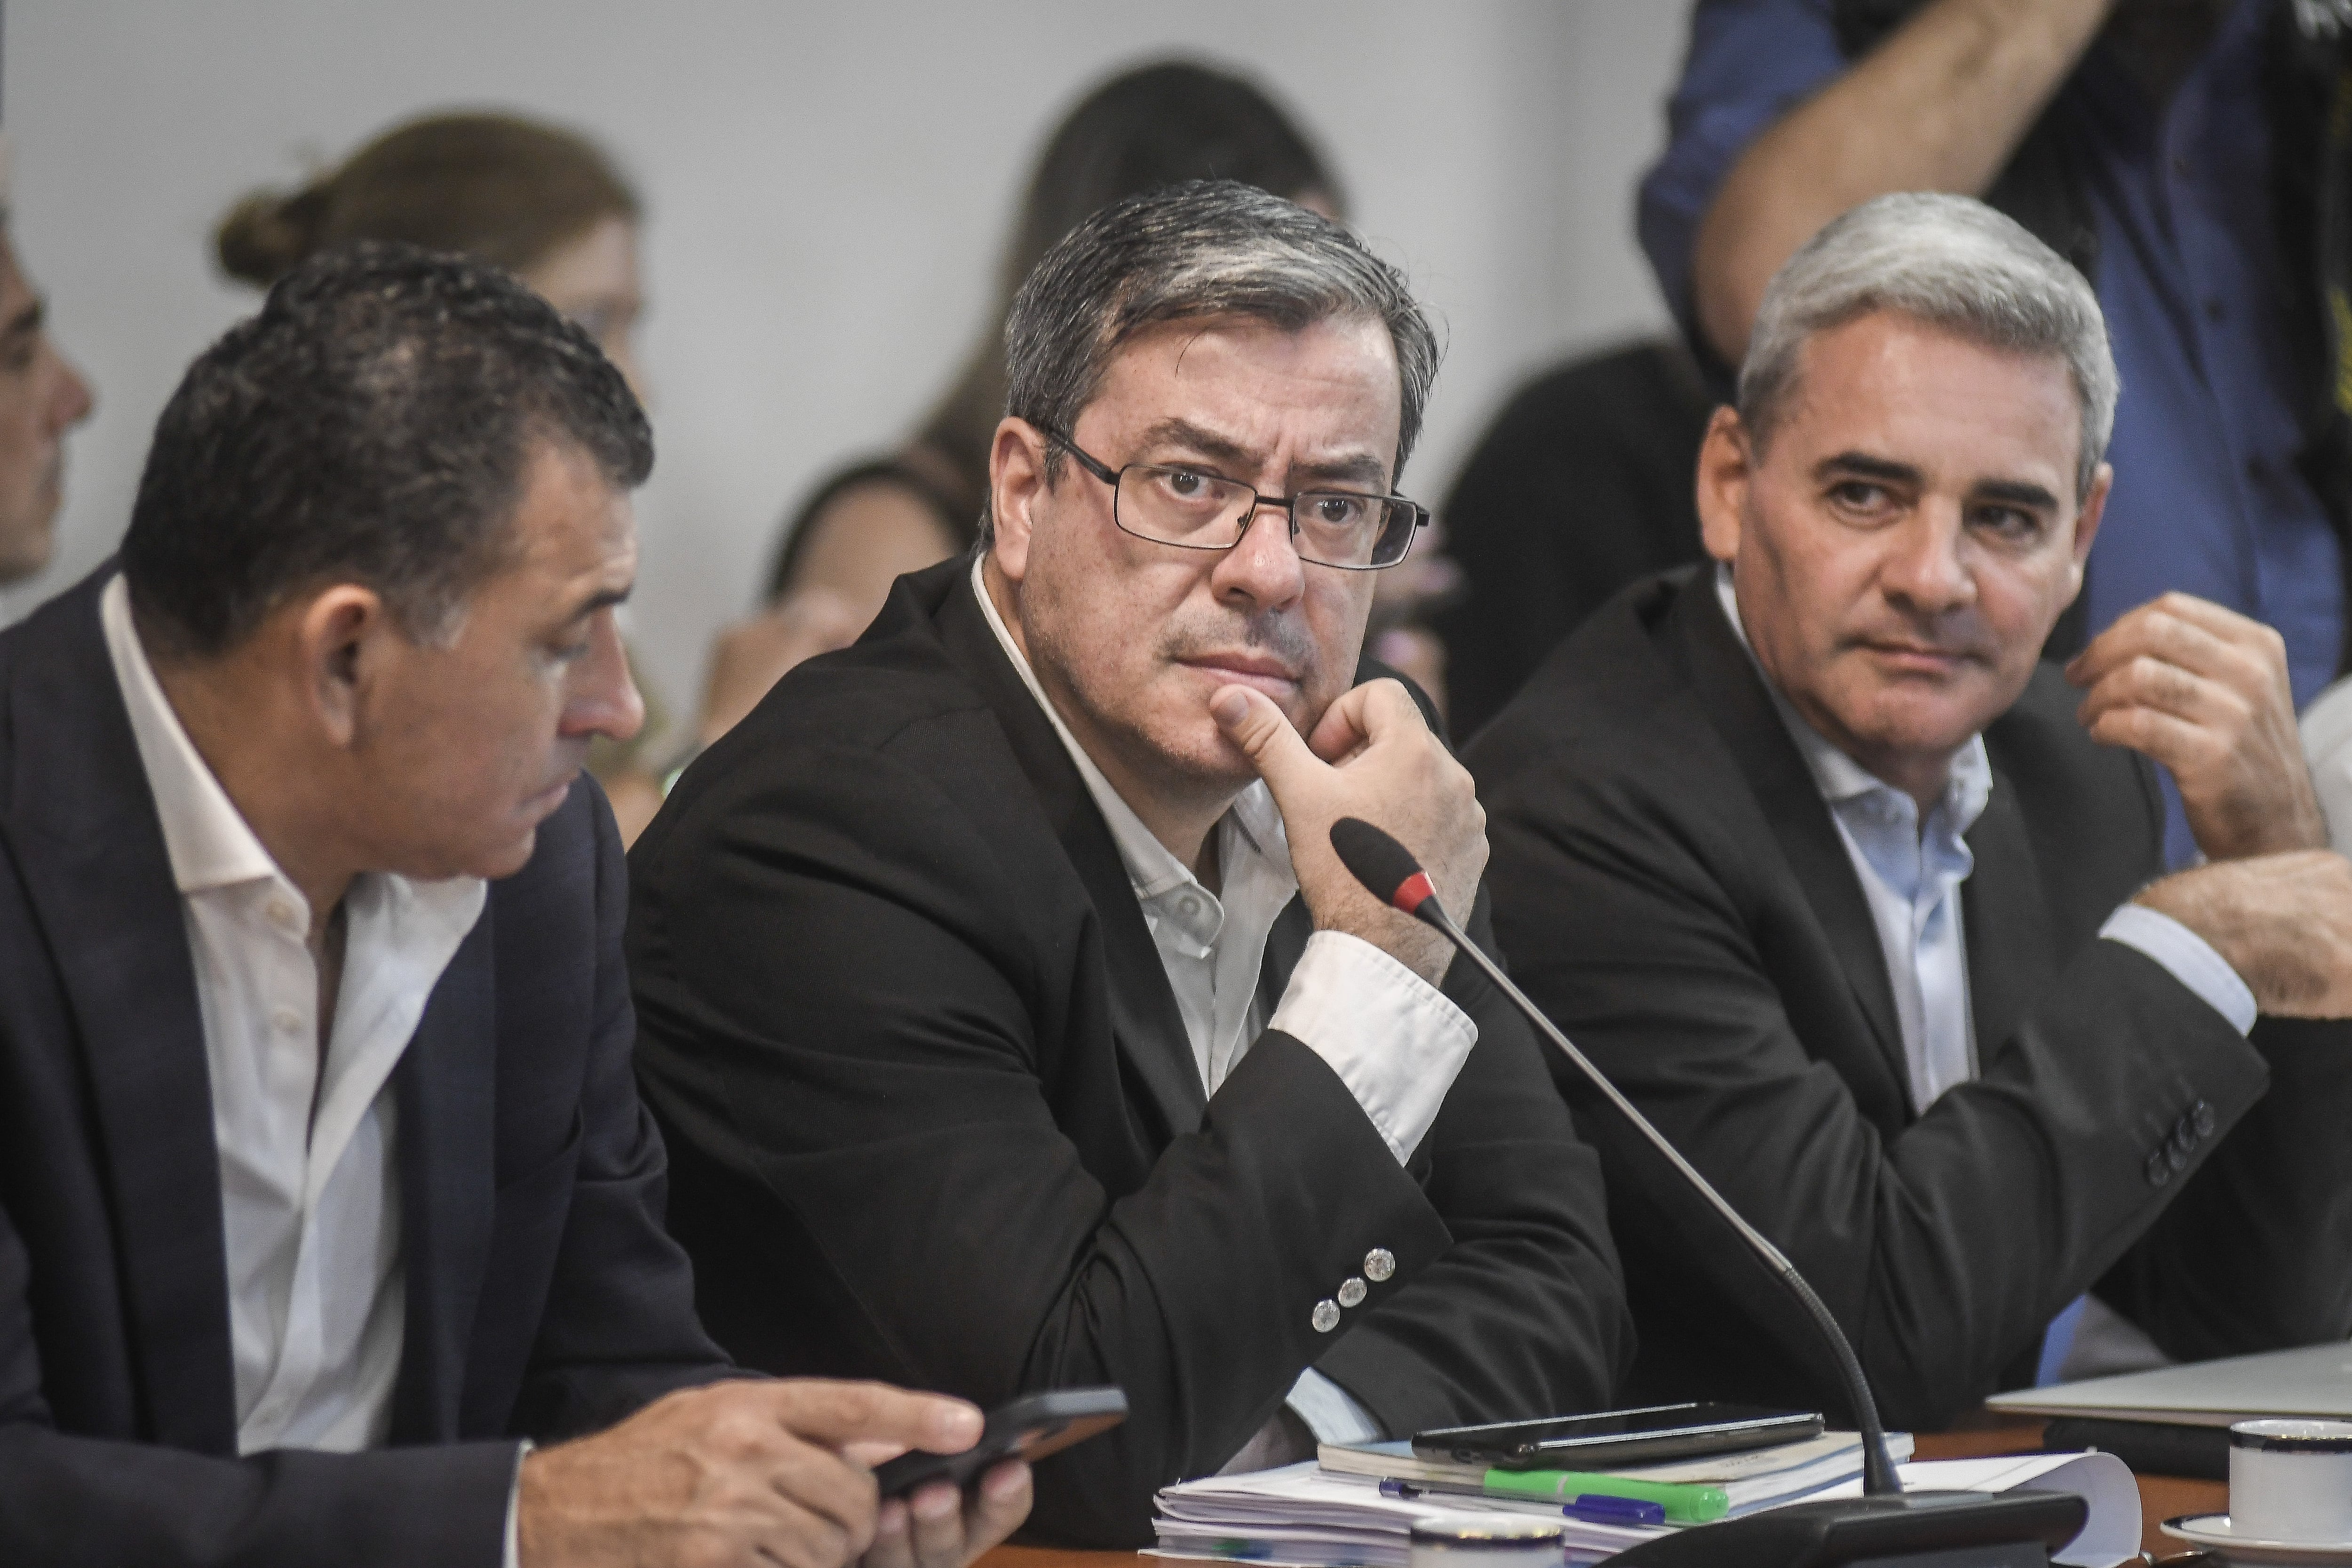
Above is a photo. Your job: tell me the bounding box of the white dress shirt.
[975,560,1472,1449]
[98,575,487,1455]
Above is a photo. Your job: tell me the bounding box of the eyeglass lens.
[1116,464,1414,568]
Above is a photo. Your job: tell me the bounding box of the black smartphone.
[1413,1402,1822,1470]
[873,1386,1128,1499]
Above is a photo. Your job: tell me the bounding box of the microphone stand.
[1328,818,2086,1567]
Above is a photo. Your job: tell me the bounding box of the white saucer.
[2162,1513,2352,1565]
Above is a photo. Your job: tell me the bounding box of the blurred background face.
[523,214,647,402]
[1697,310,2102,785]
[349,438,644,879]
[0,232,94,585]
[1002,312,1401,796]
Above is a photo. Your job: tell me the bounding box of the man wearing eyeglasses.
[627,181,1631,1547]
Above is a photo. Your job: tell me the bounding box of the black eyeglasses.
[1043,430,1427,571]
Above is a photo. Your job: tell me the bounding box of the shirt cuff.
[1267,929,1478,1162]
[504,1440,533,1568]
[2101,903,2258,1035]
[1286,1368,1385,1446]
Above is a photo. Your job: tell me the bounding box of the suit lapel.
[386,918,498,1444]
[1959,762,2053,1063]
[1,571,238,1453]
[1673,576,1913,1103]
[934,573,1208,1139]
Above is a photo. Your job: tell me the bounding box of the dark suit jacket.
[1432,340,1714,740]
[629,559,1632,1547]
[0,568,732,1566]
[1467,567,2352,1428]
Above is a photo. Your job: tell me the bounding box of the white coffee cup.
[2230,1418,2352,1543]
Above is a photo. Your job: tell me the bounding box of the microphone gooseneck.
[1328,816,1905,1498]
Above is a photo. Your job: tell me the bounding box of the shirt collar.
[100,573,490,940]
[1714,564,1992,830]
[100,573,287,898]
[968,556,1290,912]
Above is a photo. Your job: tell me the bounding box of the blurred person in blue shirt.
[1641,0,2352,865]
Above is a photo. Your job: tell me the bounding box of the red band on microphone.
[1390,870,1437,914]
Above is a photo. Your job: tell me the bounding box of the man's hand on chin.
[1212,678,1485,986]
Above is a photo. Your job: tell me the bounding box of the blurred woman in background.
[695,58,1452,745]
[215,110,676,836]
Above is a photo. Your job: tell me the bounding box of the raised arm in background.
[1688,0,2111,363]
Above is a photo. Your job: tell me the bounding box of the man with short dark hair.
[630,182,1630,1547]
[0,243,1028,1568]
[1470,193,2352,1431]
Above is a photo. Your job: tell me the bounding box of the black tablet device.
[1414,1402,1822,1470]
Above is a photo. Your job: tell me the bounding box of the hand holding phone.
[874,1386,1128,1499]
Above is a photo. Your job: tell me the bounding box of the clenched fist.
[1211,678,1485,986]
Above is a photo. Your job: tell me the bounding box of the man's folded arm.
[2098,1013,2352,1360]
[1310,889,1633,1440]
[631,748,1457,1544]
[1485,774,2268,1427]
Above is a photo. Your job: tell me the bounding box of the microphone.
[1329,818,2087,1568]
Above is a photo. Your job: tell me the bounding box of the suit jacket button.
[1338,1277,1368,1308]
[1312,1299,1342,1333]
[2145,1149,2172,1187]
[2167,1138,2190,1172]
[2192,1099,2216,1138]
[1364,1249,1396,1282]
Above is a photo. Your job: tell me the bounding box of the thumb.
[1211,684,1322,796]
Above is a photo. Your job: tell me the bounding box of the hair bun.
[213,180,334,287]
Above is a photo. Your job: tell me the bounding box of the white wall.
[8,0,1691,717]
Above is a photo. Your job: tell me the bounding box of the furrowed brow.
[1134,418,1260,474]
[1814,451,1924,487]
[1971,478,2062,511]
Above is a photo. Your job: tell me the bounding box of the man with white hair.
[1470,192,2352,1429]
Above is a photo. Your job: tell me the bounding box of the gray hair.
[985,178,1439,542]
[1739,192,2118,499]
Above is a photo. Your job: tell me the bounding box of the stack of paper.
[1147,1450,2141,1568]
[1316,1431,1912,1520]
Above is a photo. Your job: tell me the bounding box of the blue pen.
[1562,1494,1665,1528]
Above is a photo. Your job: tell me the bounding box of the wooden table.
[978,1414,2227,1568]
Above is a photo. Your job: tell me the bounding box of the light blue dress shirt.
[1714,568,2257,1114]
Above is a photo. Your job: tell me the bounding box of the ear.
[1694,406,1752,565]
[988,417,1053,586]
[294,585,390,749]
[2062,462,2112,605]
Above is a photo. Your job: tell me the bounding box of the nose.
[48,348,93,435]
[563,610,646,745]
[1208,497,1307,611]
[1879,501,1974,616]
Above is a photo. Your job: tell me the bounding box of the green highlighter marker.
[1472,1467,1729,1525]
